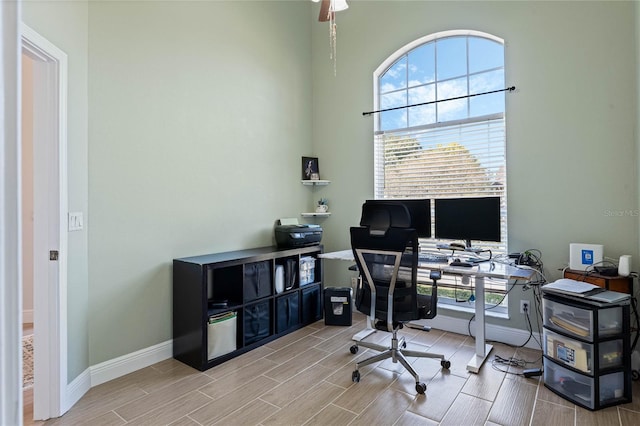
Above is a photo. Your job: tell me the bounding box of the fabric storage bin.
[244,301,271,345]
[276,292,299,333]
[244,261,272,302]
[207,311,237,360]
[299,256,316,286]
[301,284,322,324]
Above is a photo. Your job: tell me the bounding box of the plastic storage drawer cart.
[541,291,631,410]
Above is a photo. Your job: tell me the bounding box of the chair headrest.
[360,202,411,236]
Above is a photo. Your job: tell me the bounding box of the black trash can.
[324,287,352,326]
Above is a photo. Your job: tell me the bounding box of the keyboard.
[449,260,474,267]
[419,253,449,263]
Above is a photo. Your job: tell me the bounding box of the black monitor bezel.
[363,199,431,238]
[434,196,501,244]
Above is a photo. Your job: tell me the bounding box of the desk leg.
[467,276,493,373]
[352,328,376,341]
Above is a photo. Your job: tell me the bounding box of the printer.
[275,219,322,248]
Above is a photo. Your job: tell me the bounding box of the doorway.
[21,24,69,421]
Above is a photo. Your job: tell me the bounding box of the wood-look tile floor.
[25,312,640,425]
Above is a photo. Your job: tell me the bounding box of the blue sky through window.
[379,35,504,132]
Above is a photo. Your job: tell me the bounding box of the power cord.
[491,354,543,377]
[466,248,546,351]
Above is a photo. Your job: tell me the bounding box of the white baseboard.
[23,309,33,324]
[89,340,173,387]
[427,314,542,350]
[63,368,91,414]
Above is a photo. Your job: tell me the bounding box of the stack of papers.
[543,279,604,296]
[208,311,236,324]
[543,279,629,303]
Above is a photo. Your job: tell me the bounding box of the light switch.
[68,212,83,231]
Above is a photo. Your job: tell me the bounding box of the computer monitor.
[362,199,431,238]
[434,196,501,248]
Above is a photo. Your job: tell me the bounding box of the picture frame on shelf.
[302,156,320,180]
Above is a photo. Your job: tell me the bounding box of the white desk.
[319,249,535,373]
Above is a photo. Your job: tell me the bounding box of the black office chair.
[349,202,450,394]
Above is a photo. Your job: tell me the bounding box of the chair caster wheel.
[350,345,359,354]
[441,360,451,369]
[352,370,361,383]
[415,382,426,394]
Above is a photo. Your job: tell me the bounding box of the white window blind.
[374,115,508,300]
[374,113,507,241]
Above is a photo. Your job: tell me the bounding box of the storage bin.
[544,328,592,373]
[276,292,300,333]
[301,284,322,324]
[244,301,271,345]
[543,297,623,341]
[544,358,595,408]
[544,328,623,374]
[300,256,316,286]
[543,297,593,339]
[244,261,272,302]
[544,358,627,410]
[599,339,624,369]
[207,311,237,360]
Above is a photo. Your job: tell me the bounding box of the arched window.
[373,30,508,306]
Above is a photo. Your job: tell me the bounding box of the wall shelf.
[301,212,331,217]
[301,180,330,186]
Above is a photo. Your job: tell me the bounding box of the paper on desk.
[278,218,299,225]
[543,278,603,296]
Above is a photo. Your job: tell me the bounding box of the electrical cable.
[491,354,543,376]
[466,248,546,349]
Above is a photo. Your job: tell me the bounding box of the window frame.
[372,30,509,313]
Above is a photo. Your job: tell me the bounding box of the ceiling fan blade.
[318,0,332,22]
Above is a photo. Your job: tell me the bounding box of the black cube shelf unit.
[173,245,323,371]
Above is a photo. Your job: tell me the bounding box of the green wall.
[312,1,639,332]
[86,1,313,364]
[22,0,90,382]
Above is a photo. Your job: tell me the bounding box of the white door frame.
[1,2,22,425]
[21,24,68,421]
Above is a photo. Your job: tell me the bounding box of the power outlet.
[520,300,530,314]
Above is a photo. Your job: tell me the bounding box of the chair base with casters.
[349,270,451,394]
[349,321,451,394]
